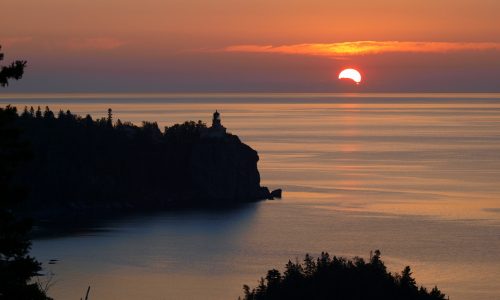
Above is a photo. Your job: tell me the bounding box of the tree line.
[241,250,447,300]
[5,104,216,215]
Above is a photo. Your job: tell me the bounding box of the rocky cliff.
[190,134,271,203]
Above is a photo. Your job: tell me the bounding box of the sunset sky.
[2,0,500,92]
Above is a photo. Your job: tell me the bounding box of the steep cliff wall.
[190,135,270,203]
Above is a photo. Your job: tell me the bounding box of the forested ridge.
[2,105,270,220]
[241,251,447,300]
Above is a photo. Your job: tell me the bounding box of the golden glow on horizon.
[338,69,362,84]
[224,41,500,57]
[2,0,500,92]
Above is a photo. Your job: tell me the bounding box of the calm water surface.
[2,93,500,300]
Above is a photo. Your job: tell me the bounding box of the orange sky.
[1,0,500,92]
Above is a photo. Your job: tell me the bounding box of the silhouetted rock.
[270,188,282,199]
[190,134,265,203]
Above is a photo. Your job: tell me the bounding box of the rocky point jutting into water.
[5,106,280,219]
[191,110,276,203]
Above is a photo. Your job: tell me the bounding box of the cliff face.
[190,135,269,203]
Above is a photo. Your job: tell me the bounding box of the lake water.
[2,93,500,300]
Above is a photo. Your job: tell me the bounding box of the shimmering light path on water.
[2,93,500,299]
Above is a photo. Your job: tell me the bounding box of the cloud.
[0,37,33,47]
[65,37,126,51]
[224,41,500,57]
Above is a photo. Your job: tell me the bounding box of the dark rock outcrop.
[8,107,277,219]
[190,134,267,203]
[270,189,282,199]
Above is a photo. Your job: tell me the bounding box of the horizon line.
[2,92,500,100]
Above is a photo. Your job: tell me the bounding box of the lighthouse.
[212,110,222,128]
[202,110,227,138]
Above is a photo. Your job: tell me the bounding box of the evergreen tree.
[265,269,282,297]
[0,46,27,87]
[0,106,51,299]
[21,106,30,119]
[303,254,315,277]
[35,106,42,119]
[400,265,419,297]
[0,46,50,299]
[43,107,54,119]
[84,114,93,127]
[107,108,113,127]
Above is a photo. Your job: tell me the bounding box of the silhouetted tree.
[164,120,206,143]
[84,114,93,127]
[0,48,50,299]
[35,106,42,119]
[65,110,74,121]
[0,46,27,87]
[57,109,64,119]
[303,254,315,277]
[141,121,162,138]
[43,106,54,119]
[283,260,304,282]
[0,106,51,299]
[107,108,113,127]
[265,269,282,298]
[429,286,446,299]
[21,106,30,119]
[400,265,419,298]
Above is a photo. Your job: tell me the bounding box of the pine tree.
[35,106,42,119]
[0,106,51,299]
[21,106,30,118]
[303,253,316,277]
[0,46,50,299]
[0,46,27,87]
[43,106,54,119]
[84,114,93,127]
[107,108,113,127]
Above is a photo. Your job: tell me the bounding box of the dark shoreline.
[29,201,260,240]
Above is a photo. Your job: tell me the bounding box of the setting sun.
[338,68,362,84]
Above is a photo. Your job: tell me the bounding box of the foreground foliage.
[0,106,51,299]
[1,46,50,299]
[241,250,446,300]
[0,45,26,87]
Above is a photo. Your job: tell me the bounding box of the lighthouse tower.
[212,110,222,128]
[202,110,227,138]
